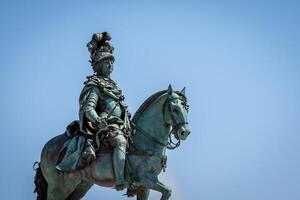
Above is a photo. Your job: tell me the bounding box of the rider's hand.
[96,117,107,130]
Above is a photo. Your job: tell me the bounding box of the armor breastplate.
[101,98,122,118]
[80,75,132,135]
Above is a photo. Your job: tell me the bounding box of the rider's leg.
[109,133,129,190]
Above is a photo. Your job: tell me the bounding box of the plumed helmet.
[87,32,115,67]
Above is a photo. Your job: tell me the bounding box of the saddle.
[56,120,122,172]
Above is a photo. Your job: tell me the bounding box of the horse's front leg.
[143,179,171,200]
[156,181,172,200]
[136,188,150,200]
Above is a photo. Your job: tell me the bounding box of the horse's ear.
[181,87,186,95]
[167,84,173,95]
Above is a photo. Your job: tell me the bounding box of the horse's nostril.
[187,131,190,135]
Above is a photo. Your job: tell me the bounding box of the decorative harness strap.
[134,126,168,147]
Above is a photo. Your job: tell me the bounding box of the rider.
[79,32,133,190]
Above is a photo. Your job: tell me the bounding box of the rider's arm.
[82,87,101,123]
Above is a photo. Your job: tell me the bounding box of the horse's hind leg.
[137,188,150,200]
[46,174,82,200]
[47,186,74,200]
[66,181,93,200]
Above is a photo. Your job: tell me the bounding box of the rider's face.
[96,59,114,77]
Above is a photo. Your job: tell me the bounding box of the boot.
[113,144,130,191]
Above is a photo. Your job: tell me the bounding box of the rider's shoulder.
[83,75,106,88]
[79,75,99,94]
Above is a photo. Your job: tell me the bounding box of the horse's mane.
[132,90,166,123]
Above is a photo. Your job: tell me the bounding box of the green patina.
[34,32,190,200]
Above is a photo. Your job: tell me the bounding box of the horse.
[34,85,190,200]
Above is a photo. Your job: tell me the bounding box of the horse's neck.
[132,95,170,155]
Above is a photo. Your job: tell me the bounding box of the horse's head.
[164,85,190,141]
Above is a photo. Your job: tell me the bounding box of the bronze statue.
[34,32,190,200]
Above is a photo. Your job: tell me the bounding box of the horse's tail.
[33,162,48,200]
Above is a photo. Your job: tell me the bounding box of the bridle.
[162,95,188,149]
[136,94,188,150]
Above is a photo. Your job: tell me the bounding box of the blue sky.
[0,0,299,199]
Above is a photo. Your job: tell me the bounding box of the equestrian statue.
[34,32,190,200]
